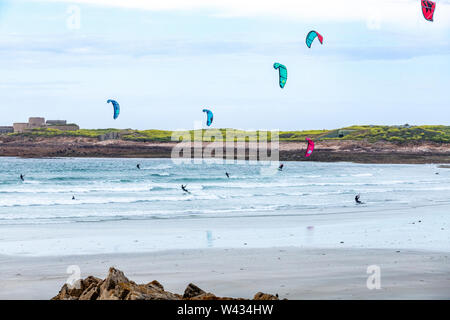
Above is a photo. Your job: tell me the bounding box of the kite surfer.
[225,172,230,178]
[72,195,76,200]
[137,164,141,169]
[355,194,363,204]
[181,185,190,193]
[20,174,25,182]
[278,164,284,171]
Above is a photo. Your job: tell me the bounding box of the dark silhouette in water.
[137,164,141,169]
[20,174,25,181]
[181,185,190,193]
[72,195,76,200]
[278,164,284,171]
[225,172,230,178]
[355,194,363,204]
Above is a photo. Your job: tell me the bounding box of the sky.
[0,0,449,130]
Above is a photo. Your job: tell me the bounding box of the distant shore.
[1,136,450,163]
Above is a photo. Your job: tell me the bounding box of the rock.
[52,276,101,300]
[52,284,80,300]
[183,283,221,300]
[253,292,279,300]
[98,267,133,300]
[79,282,100,300]
[183,283,206,299]
[52,267,281,300]
[147,280,164,291]
[98,132,120,141]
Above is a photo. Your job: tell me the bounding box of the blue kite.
[202,109,213,126]
[107,99,120,120]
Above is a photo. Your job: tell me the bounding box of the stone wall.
[47,124,80,131]
[0,126,14,134]
[46,120,67,125]
[28,117,46,128]
[13,123,29,133]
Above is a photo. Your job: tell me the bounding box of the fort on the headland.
[0,117,79,134]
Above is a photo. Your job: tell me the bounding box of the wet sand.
[0,247,449,300]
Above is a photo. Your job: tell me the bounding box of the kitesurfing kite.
[202,109,213,126]
[305,137,315,158]
[107,99,120,120]
[306,31,323,48]
[421,0,436,21]
[273,63,287,89]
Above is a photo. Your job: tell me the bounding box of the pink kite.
[305,137,315,158]
[421,0,436,22]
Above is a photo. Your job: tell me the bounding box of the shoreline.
[2,203,449,256]
[1,203,449,299]
[1,247,449,300]
[1,138,450,163]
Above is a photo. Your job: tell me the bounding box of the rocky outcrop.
[52,267,279,300]
[98,132,120,141]
[1,135,450,163]
[253,292,279,300]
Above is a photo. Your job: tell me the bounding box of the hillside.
[1,125,450,163]
[6,125,450,143]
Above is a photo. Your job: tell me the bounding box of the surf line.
[177,304,211,318]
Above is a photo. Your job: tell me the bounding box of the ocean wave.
[0,193,223,208]
[149,172,171,177]
[0,204,296,224]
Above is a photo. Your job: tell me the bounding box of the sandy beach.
[1,202,449,299]
[1,247,449,300]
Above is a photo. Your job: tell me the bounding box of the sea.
[0,157,449,226]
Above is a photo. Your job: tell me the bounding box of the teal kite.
[202,109,213,126]
[306,31,323,48]
[273,63,287,89]
[107,99,120,120]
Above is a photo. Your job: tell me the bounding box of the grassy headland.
[7,125,450,143]
[2,125,450,162]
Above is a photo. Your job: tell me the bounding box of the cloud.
[32,0,450,27]
[0,31,447,70]
[0,33,256,61]
[0,80,79,90]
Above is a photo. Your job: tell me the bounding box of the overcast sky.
[0,0,449,130]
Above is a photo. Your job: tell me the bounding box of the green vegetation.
[7,125,450,143]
